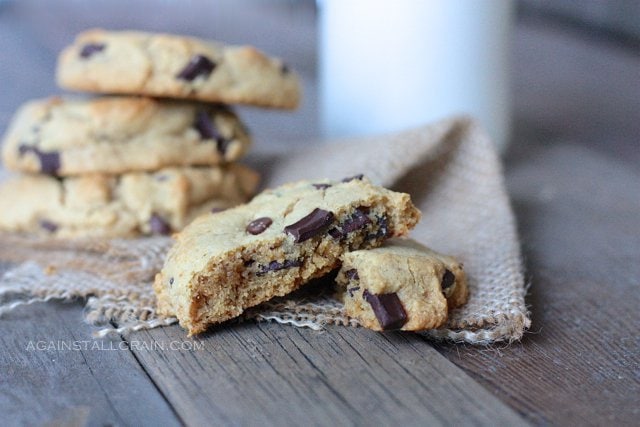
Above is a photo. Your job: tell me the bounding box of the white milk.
[319,0,514,151]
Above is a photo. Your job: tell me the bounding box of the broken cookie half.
[154,176,421,335]
[336,238,468,331]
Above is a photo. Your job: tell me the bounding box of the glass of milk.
[319,0,514,152]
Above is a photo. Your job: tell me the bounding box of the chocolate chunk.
[39,220,58,233]
[312,183,332,190]
[284,208,335,243]
[194,110,221,139]
[344,269,359,281]
[38,151,60,175]
[367,215,389,240]
[18,145,60,175]
[257,259,302,276]
[194,110,229,154]
[217,138,232,155]
[340,207,371,234]
[246,217,273,235]
[441,269,455,290]
[79,43,105,58]
[18,145,30,156]
[244,259,255,267]
[347,286,360,297]
[377,216,389,238]
[342,174,364,183]
[177,54,216,81]
[149,214,171,235]
[363,290,408,330]
[328,228,343,239]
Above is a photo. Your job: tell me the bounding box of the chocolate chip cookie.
[0,164,259,238]
[57,29,301,109]
[2,96,251,176]
[336,239,468,331]
[154,176,421,335]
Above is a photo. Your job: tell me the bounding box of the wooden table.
[1,1,638,425]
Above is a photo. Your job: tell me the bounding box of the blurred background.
[0,0,638,163]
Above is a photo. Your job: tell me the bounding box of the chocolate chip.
[363,290,408,330]
[340,207,371,234]
[39,220,58,233]
[169,277,174,286]
[347,286,360,297]
[312,183,331,190]
[284,208,335,243]
[246,217,273,235]
[18,145,60,175]
[342,174,364,183]
[344,269,359,281]
[244,259,255,267]
[177,54,216,81]
[442,269,455,290]
[194,110,230,154]
[256,259,302,276]
[79,43,105,58]
[280,63,290,75]
[149,214,171,235]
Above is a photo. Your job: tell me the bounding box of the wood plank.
[127,322,527,426]
[435,142,640,425]
[0,298,181,426]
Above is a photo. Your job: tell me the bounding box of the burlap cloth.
[0,117,530,344]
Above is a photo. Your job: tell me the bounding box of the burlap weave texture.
[0,117,530,344]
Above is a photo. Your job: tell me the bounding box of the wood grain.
[128,322,527,426]
[0,299,180,426]
[435,139,640,425]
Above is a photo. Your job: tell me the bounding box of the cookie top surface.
[56,29,301,109]
[166,177,420,275]
[0,164,259,238]
[338,239,468,331]
[342,238,468,311]
[1,96,251,176]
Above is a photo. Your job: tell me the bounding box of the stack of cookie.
[0,29,300,238]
